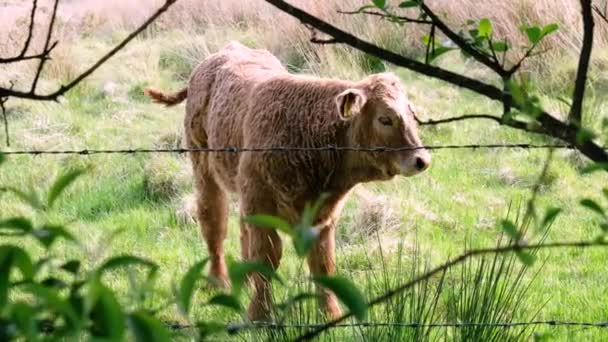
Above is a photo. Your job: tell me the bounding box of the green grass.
[2,25,608,341]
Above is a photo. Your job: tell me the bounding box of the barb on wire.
[0,143,584,157]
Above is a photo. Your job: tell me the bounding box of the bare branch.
[30,0,60,93]
[0,0,179,101]
[295,238,608,340]
[417,113,502,126]
[19,0,38,58]
[593,4,608,23]
[569,0,594,124]
[338,9,432,25]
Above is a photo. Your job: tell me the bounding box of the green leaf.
[541,207,562,228]
[0,152,5,166]
[399,0,419,8]
[576,127,597,144]
[580,199,605,217]
[500,220,521,241]
[478,18,492,38]
[9,302,38,342]
[89,282,126,340]
[61,260,81,274]
[600,223,608,233]
[0,246,34,307]
[0,217,33,236]
[0,246,34,279]
[541,23,559,36]
[355,4,377,13]
[32,225,77,249]
[581,162,608,174]
[128,311,171,342]
[429,46,456,62]
[491,40,508,52]
[515,250,536,266]
[313,275,367,320]
[293,226,320,257]
[228,261,278,294]
[98,255,158,275]
[246,215,293,236]
[0,187,44,211]
[372,0,386,9]
[523,26,542,44]
[24,283,80,329]
[603,188,608,200]
[47,168,86,209]
[293,194,329,257]
[178,259,208,314]
[207,294,242,312]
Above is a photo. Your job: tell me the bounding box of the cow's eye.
[378,116,393,126]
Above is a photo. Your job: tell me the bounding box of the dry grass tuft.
[142,154,191,201]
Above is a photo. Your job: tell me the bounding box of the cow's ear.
[335,89,367,120]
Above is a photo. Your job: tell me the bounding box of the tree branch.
[265,0,608,164]
[0,0,179,101]
[569,0,594,124]
[296,238,608,340]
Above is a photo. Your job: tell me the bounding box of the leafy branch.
[264,0,607,165]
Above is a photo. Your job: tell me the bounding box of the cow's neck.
[327,123,388,192]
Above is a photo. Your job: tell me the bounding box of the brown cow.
[145,41,430,321]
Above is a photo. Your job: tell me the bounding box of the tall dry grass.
[2,0,608,84]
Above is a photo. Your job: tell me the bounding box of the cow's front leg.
[307,223,342,319]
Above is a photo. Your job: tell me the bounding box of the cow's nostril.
[415,157,428,171]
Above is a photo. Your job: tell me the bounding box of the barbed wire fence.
[164,320,608,333]
[0,142,604,156]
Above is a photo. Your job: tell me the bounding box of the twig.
[295,239,608,341]
[337,9,432,25]
[0,98,9,147]
[30,0,59,93]
[569,0,594,124]
[418,3,506,77]
[19,0,38,58]
[416,114,502,126]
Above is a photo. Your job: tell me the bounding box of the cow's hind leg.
[191,152,230,288]
[308,224,342,319]
[239,184,282,321]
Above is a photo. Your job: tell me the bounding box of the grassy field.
[1,0,608,340]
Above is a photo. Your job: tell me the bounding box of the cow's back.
[185,42,286,191]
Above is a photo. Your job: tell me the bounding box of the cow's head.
[336,72,430,179]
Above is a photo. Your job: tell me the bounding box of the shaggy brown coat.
[145,41,431,320]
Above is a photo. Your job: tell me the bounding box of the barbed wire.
[0,143,598,156]
[164,320,608,333]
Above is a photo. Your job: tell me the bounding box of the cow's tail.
[144,87,188,106]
